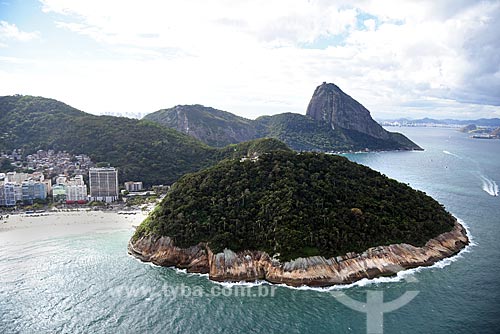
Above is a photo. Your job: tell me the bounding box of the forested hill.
[135,151,455,261]
[143,104,262,147]
[0,95,289,185]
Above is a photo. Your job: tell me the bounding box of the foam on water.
[479,174,499,196]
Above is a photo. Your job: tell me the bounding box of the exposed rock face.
[306,82,390,140]
[129,235,209,273]
[129,221,469,287]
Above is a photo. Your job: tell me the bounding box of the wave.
[479,174,499,196]
[443,150,461,158]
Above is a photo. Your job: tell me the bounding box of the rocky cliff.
[129,221,469,287]
[306,82,390,139]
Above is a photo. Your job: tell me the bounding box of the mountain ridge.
[144,83,421,151]
[0,95,289,186]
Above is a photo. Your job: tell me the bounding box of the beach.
[0,210,146,245]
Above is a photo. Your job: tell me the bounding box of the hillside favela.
[0,150,153,207]
[1,1,499,334]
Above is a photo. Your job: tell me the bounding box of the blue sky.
[1,0,499,120]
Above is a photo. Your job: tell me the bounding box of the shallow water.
[1,127,499,333]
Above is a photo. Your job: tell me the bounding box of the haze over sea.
[1,127,499,334]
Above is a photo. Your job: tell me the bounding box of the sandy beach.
[0,210,147,245]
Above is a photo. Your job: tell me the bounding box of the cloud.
[0,21,39,42]
[3,0,498,119]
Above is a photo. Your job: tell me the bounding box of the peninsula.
[129,150,469,287]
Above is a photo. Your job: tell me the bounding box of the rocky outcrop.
[129,221,469,287]
[128,235,209,273]
[306,82,390,139]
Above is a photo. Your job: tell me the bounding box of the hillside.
[0,95,288,185]
[144,105,262,147]
[133,150,456,261]
[144,83,421,151]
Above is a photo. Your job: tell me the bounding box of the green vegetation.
[0,158,14,172]
[255,113,354,151]
[144,105,260,147]
[125,195,158,207]
[134,151,455,261]
[0,95,288,186]
[144,104,420,152]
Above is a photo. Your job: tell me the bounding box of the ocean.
[1,127,499,334]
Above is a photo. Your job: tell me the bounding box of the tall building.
[89,167,118,203]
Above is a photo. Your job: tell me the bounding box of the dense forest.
[134,151,456,261]
[0,95,288,185]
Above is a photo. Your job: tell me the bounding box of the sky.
[0,0,499,120]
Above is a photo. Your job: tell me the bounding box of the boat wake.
[479,174,499,196]
[443,150,461,159]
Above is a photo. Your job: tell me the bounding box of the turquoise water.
[1,127,499,333]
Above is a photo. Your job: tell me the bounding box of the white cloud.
[3,0,499,119]
[0,21,39,42]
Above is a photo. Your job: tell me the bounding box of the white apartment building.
[66,184,88,202]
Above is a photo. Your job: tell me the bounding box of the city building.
[5,172,29,184]
[89,167,118,203]
[21,180,47,204]
[124,181,143,192]
[0,183,23,206]
[52,184,66,202]
[66,184,88,203]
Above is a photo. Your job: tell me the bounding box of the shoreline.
[0,210,147,244]
[128,220,469,288]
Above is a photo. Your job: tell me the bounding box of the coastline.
[128,220,469,288]
[0,210,146,244]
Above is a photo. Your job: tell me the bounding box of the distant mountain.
[460,124,477,132]
[144,83,421,151]
[0,95,289,186]
[381,117,500,127]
